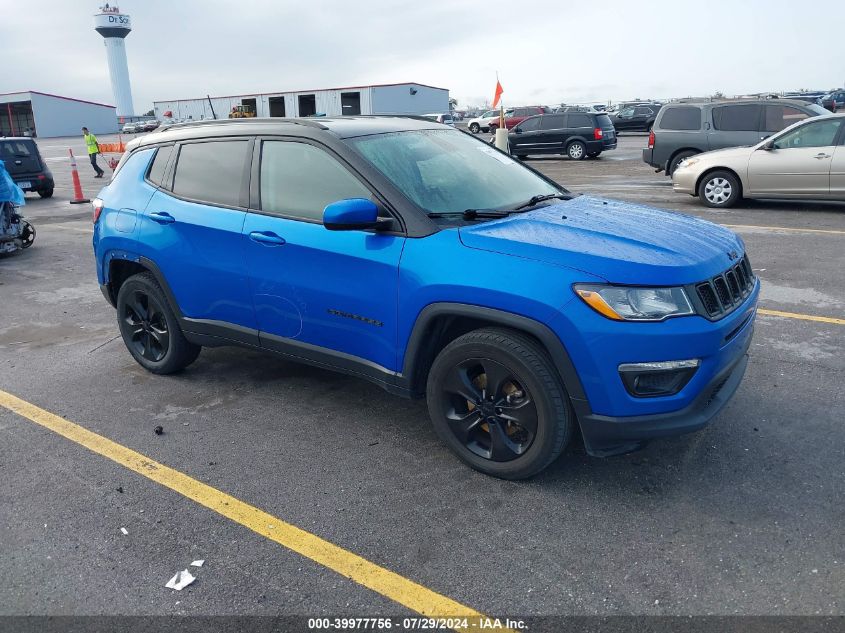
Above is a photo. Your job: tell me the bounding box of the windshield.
[805,103,830,116]
[346,129,561,215]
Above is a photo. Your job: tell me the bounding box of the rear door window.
[634,106,654,116]
[712,104,762,131]
[658,107,701,130]
[540,114,567,130]
[172,140,250,207]
[763,105,811,132]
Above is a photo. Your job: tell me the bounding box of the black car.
[0,137,54,198]
[509,112,617,160]
[609,104,660,132]
[822,90,845,112]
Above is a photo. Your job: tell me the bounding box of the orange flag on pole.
[492,80,504,109]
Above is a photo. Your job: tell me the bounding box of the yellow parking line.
[0,389,506,631]
[758,308,845,325]
[723,224,845,236]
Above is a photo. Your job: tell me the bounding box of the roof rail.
[159,117,329,132]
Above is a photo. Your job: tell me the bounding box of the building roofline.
[154,81,449,104]
[0,90,116,109]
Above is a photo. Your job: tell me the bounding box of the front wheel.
[567,141,586,160]
[426,328,572,479]
[469,123,480,134]
[116,272,201,374]
[698,170,741,208]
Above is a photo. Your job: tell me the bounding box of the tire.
[116,272,201,374]
[38,188,54,199]
[697,170,741,209]
[668,151,697,176]
[20,221,35,248]
[469,123,480,134]
[515,154,528,160]
[567,140,587,160]
[426,327,573,479]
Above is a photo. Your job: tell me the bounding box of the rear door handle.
[248,231,286,246]
[148,211,175,224]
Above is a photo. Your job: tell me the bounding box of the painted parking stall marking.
[0,389,515,632]
[757,308,845,326]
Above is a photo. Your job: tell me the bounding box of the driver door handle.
[813,153,831,159]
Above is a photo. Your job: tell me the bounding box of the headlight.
[574,285,695,321]
[678,157,699,170]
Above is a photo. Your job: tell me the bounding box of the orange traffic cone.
[68,149,90,204]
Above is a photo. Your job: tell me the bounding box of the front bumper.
[577,332,751,456]
[671,166,698,194]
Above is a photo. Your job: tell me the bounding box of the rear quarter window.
[658,107,701,130]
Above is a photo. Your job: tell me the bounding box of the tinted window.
[260,141,371,222]
[540,114,567,130]
[658,107,701,130]
[1,141,33,157]
[596,114,614,130]
[634,106,653,116]
[517,117,541,131]
[147,145,173,187]
[172,140,249,207]
[712,104,762,131]
[772,119,843,150]
[568,114,592,128]
[763,105,811,132]
[348,129,559,215]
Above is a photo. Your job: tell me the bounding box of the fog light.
[618,359,700,397]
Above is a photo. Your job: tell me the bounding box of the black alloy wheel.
[116,272,201,374]
[439,357,538,462]
[123,289,170,363]
[426,328,572,479]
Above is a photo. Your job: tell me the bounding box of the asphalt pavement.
[1,131,843,627]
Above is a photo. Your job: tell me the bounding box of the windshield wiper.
[512,193,570,211]
[428,209,510,219]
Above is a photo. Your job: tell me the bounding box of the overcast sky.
[1,0,842,112]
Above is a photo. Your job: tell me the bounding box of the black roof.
[132,116,446,148]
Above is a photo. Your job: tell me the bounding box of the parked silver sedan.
[672,113,845,208]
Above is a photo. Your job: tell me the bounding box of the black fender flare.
[402,303,590,415]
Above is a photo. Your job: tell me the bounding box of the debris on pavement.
[165,569,196,591]
[116,486,124,493]
[154,425,164,435]
[191,560,204,567]
[120,527,128,535]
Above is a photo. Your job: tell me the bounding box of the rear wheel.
[567,140,586,160]
[426,328,572,479]
[668,151,697,176]
[116,272,201,374]
[698,170,741,208]
[38,188,54,199]
[469,123,480,134]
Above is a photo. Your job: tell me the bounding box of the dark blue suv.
[93,117,758,479]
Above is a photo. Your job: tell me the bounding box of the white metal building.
[153,82,450,121]
[0,91,118,138]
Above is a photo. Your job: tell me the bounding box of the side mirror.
[323,198,384,231]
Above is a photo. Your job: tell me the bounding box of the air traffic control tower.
[94,4,134,118]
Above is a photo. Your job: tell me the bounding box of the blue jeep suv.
[93,117,758,479]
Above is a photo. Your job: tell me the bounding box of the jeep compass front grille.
[694,255,755,319]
